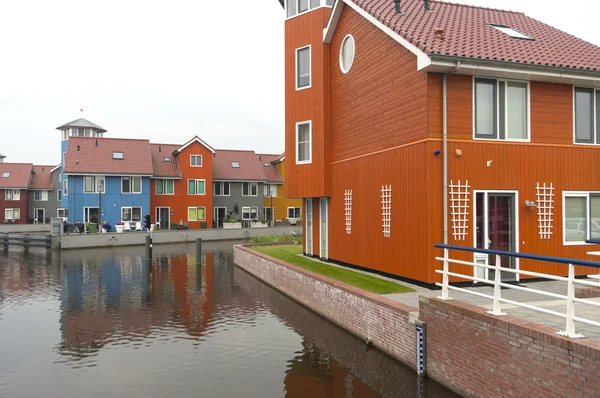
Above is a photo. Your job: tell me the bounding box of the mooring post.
[196,238,202,266]
[145,235,152,264]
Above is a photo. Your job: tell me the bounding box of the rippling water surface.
[0,242,458,398]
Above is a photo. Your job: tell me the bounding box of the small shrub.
[250,233,303,245]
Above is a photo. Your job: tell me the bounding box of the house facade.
[212,150,267,227]
[258,153,303,223]
[62,133,152,227]
[282,0,600,284]
[150,137,214,230]
[0,163,33,225]
[27,165,60,224]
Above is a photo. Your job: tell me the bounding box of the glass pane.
[597,92,600,144]
[575,89,593,143]
[122,208,131,221]
[326,0,334,5]
[288,208,294,218]
[189,180,195,194]
[565,197,587,242]
[157,180,164,194]
[167,180,174,194]
[188,208,196,221]
[297,48,310,88]
[507,83,527,139]
[134,178,141,193]
[214,182,221,195]
[251,183,257,196]
[197,181,205,194]
[591,195,600,239]
[298,124,309,142]
[475,80,496,137]
[320,198,327,259]
[341,36,355,72]
[198,208,205,221]
[299,0,308,12]
[223,182,230,195]
[286,0,296,17]
[310,0,319,8]
[243,183,248,196]
[132,208,142,222]
[122,178,130,193]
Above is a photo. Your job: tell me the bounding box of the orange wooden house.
[150,136,214,229]
[280,0,600,284]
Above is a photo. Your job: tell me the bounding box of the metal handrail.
[434,244,600,339]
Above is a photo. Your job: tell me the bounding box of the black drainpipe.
[424,0,431,11]
[394,0,403,14]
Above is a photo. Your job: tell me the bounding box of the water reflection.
[0,243,458,398]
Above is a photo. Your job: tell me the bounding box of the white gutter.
[443,62,461,245]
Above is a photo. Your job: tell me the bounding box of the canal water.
[0,242,458,398]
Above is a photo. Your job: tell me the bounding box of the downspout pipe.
[443,61,460,245]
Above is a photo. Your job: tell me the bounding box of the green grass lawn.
[251,244,414,294]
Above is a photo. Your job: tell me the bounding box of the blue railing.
[434,244,600,338]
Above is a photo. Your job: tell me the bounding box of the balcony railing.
[434,243,600,338]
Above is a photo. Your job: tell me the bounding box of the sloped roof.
[0,163,33,189]
[56,118,107,132]
[176,136,215,154]
[337,0,600,72]
[151,144,181,178]
[64,137,153,175]
[256,153,284,183]
[213,150,267,181]
[29,165,55,189]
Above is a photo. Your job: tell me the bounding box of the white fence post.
[487,254,507,316]
[558,264,584,338]
[439,248,451,300]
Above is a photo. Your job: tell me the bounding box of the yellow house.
[257,153,303,225]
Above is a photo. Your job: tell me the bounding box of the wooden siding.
[0,189,28,224]
[264,160,303,221]
[150,141,213,229]
[330,6,428,163]
[329,142,431,282]
[285,8,331,199]
[428,140,600,282]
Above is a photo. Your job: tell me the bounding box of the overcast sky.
[1,0,598,165]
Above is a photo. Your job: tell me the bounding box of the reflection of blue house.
[57,119,152,227]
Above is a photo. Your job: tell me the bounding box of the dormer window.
[286,0,331,19]
[113,151,124,160]
[488,24,534,40]
[164,157,171,162]
[190,155,202,167]
[2,172,10,178]
[231,161,240,168]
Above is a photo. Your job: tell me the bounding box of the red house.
[282,0,600,284]
[0,163,33,224]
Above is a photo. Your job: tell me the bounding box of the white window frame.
[190,154,203,167]
[573,87,600,145]
[83,207,99,224]
[112,151,124,160]
[296,120,312,165]
[57,190,61,201]
[263,184,277,197]
[562,191,600,245]
[472,77,531,142]
[83,175,105,194]
[5,189,20,201]
[122,176,142,194]
[33,190,49,201]
[285,0,333,20]
[242,182,258,197]
[264,207,274,221]
[57,208,68,220]
[63,179,68,196]
[287,207,301,219]
[155,179,174,195]
[188,179,206,195]
[121,206,143,223]
[295,45,311,90]
[339,35,355,74]
[188,206,206,222]
[2,172,10,178]
[213,181,231,196]
[5,208,20,220]
[242,206,258,221]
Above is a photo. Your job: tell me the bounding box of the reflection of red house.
[150,137,215,230]
[280,0,600,284]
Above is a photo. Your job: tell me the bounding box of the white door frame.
[214,206,227,227]
[473,190,520,281]
[34,208,45,224]
[156,207,170,229]
[305,199,313,255]
[319,197,328,260]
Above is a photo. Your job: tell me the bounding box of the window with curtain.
[574,88,600,144]
[296,122,311,163]
[188,207,206,221]
[188,179,205,195]
[156,179,174,195]
[242,182,258,196]
[474,78,528,141]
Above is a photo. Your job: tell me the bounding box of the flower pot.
[223,222,242,229]
[251,222,267,228]
[101,228,107,233]
[116,225,125,233]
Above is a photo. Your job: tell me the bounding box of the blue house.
[57,119,152,228]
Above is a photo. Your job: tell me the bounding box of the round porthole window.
[339,35,355,74]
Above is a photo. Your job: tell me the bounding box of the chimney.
[159,145,162,153]
[77,145,81,152]
[394,0,403,14]
[424,0,431,11]
[95,139,98,147]
[259,155,262,161]
[0,154,5,163]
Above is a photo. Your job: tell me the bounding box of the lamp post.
[98,180,104,233]
[270,188,274,227]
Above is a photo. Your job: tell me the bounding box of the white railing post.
[558,263,584,338]
[439,248,451,300]
[487,254,506,316]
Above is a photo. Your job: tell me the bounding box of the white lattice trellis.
[345,190,352,234]
[381,185,392,238]
[536,182,554,239]
[449,180,470,241]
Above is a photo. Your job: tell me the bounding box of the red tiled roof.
[0,163,33,189]
[151,144,181,178]
[256,153,284,183]
[64,137,153,175]
[351,0,600,72]
[213,150,267,181]
[29,165,56,189]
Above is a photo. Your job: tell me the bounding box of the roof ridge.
[215,149,257,153]
[151,143,181,146]
[430,0,524,15]
[70,137,150,142]
[0,162,34,166]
